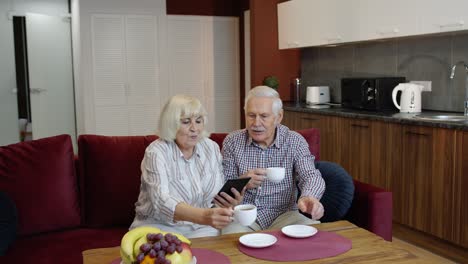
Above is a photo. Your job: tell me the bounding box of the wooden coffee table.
[82,220,432,264]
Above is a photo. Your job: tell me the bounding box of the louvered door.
[167,16,240,134]
[91,14,161,136]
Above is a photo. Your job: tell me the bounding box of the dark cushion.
[315,161,354,222]
[78,135,157,227]
[0,135,80,236]
[0,192,17,256]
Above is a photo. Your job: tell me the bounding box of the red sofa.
[0,129,392,263]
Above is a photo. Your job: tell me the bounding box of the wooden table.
[82,220,432,264]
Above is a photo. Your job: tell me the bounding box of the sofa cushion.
[0,135,80,236]
[315,161,354,222]
[0,192,17,255]
[0,227,127,264]
[78,135,157,227]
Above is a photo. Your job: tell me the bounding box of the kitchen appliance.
[292,78,301,105]
[392,83,423,113]
[341,77,406,111]
[306,86,330,104]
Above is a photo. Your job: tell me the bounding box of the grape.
[140,243,151,254]
[165,259,172,264]
[136,252,145,262]
[173,238,181,245]
[149,249,157,258]
[160,240,169,250]
[157,250,166,259]
[146,233,155,242]
[166,244,176,254]
[156,255,166,263]
[175,245,183,253]
[153,241,161,251]
[155,233,163,241]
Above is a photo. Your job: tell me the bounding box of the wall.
[301,32,468,112]
[0,0,69,146]
[249,0,300,101]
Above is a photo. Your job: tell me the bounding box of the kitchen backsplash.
[301,32,468,112]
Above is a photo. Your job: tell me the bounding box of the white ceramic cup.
[234,204,257,226]
[266,167,285,183]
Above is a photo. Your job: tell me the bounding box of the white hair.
[158,95,209,141]
[244,85,283,116]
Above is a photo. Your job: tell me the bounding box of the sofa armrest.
[345,180,393,241]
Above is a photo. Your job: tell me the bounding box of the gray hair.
[244,85,283,116]
[158,95,209,141]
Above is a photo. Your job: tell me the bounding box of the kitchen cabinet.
[278,0,468,48]
[420,0,468,34]
[352,0,420,41]
[284,109,465,246]
[277,0,353,49]
[167,15,240,133]
[340,119,389,189]
[393,125,456,242]
[455,130,468,247]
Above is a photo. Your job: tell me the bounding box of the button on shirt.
[132,137,224,230]
[222,125,325,229]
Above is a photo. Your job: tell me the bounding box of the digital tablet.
[218,178,251,198]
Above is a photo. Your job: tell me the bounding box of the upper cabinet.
[420,0,468,34]
[278,0,353,48]
[351,0,421,41]
[278,0,468,49]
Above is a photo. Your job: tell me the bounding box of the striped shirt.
[222,124,325,229]
[132,137,224,229]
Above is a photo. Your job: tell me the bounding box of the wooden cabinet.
[455,131,468,247]
[393,125,457,242]
[344,119,389,189]
[284,109,466,247]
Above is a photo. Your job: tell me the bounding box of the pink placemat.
[110,248,230,264]
[238,230,352,261]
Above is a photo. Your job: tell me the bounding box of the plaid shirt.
[222,124,325,229]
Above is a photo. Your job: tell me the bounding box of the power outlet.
[410,81,432,92]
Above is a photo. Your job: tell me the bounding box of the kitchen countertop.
[283,102,468,131]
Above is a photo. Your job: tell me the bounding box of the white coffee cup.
[266,167,285,183]
[234,204,257,226]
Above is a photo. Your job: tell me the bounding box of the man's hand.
[241,168,266,189]
[297,196,324,220]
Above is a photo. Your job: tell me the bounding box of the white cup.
[234,204,257,226]
[266,167,285,183]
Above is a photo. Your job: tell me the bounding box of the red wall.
[250,0,300,101]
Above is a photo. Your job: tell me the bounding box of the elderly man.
[222,86,325,234]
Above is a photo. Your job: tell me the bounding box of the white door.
[26,13,76,143]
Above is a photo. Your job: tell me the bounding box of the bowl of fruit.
[120,226,194,264]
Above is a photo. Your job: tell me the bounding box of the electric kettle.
[392,83,423,113]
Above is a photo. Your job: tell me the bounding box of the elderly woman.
[130,95,242,238]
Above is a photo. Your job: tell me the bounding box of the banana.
[120,226,161,263]
[161,231,191,245]
[133,235,148,257]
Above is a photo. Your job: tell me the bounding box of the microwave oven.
[341,77,406,111]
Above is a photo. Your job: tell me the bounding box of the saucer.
[281,225,318,238]
[239,233,277,248]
